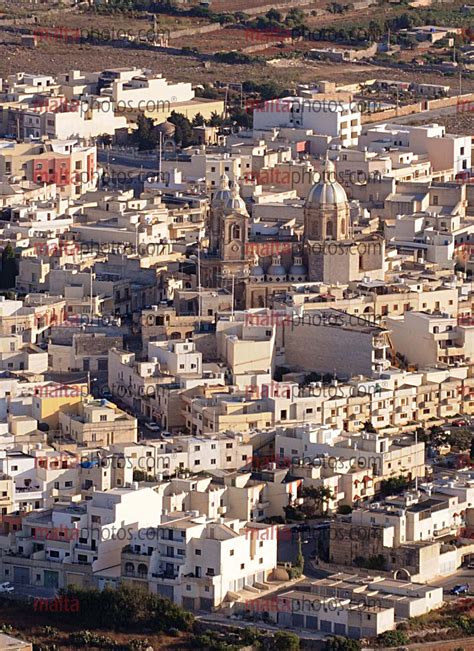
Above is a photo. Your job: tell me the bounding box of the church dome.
[267,255,287,281]
[250,264,265,276]
[306,156,347,207]
[212,173,232,207]
[224,180,248,215]
[289,255,307,280]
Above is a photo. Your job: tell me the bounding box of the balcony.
[445,347,464,357]
[151,571,178,580]
[122,547,152,560]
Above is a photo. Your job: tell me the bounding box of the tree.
[208,111,223,127]
[192,112,205,127]
[274,630,300,650]
[363,420,377,433]
[191,113,206,127]
[285,8,306,26]
[133,113,157,151]
[380,475,409,496]
[168,111,194,147]
[0,243,17,290]
[338,504,352,515]
[265,8,283,23]
[302,486,333,515]
[232,108,253,129]
[447,428,472,451]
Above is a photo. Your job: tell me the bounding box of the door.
[13,566,30,585]
[44,570,59,589]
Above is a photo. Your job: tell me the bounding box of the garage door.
[65,573,85,587]
[200,597,213,612]
[348,626,361,638]
[306,616,318,629]
[182,597,196,610]
[155,584,174,600]
[292,614,304,627]
[320,619,332,633]
[44,570,59,589]
[13,566,30,585]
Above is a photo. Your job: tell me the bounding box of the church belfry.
[219,180,249,261]
[209,173,231,255]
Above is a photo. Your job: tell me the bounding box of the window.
[195,549,201,555]
[240,563,245,570]
[100,415,107,422]
[230,550,234,556]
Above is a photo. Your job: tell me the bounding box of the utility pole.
[158,131,163,181]
[197,239,201,330]
[90,267,93,321]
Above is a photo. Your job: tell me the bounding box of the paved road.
[430,566,474,599]
[3,584,57,600]
[278,522,331,579]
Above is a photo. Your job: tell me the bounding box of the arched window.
[125,562,134,576]
[326,221,334,238]
[137,563,148,578]
[231,224,241,241]
[340,218,346,235]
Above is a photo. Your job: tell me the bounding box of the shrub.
[376,630,409,646]
[55,585,193,633]
[273,631,300,650]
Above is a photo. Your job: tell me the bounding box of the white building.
[122,514,278,610]
[388,311,473,367]
[360,123,471,175]
[253,96,361,147]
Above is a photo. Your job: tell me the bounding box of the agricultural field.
[0,1,473,98]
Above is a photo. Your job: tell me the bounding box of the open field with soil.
[0,3,473,113]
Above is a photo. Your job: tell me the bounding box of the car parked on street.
[450,584,469,595]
